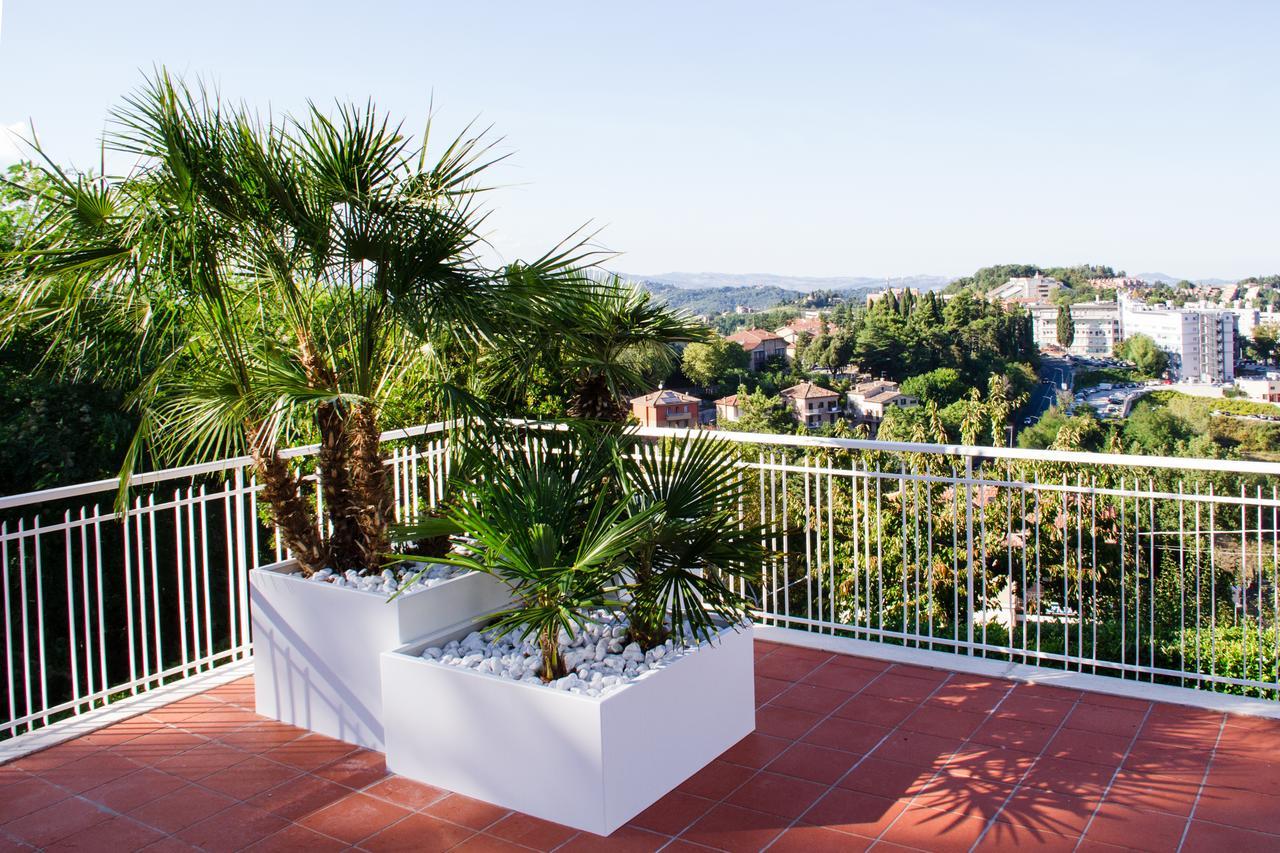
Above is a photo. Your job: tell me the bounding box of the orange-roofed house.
[726,328,787,370]
[780,382,842,429]
[630,389,701,429]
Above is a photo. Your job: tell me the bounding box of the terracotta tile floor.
[3,640,1280,851]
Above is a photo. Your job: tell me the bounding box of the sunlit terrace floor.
[2,640,1279,852]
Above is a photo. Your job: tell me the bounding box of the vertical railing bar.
[33,517,49,726]
[199,485,213,665]
[2,523,15,729]
[827,461,835,636]
[1119,477,1127,680]
[1148,478,1156,682]
[174,489,190,678]
[63,511,81,713]
[186,487,201,670]
[147,493,163,685]
[93,506,106,698]
[964,456,975,655]
[79,507,94,706]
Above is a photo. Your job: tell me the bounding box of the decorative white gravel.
[419,609,704,698]
[307,562,466,595]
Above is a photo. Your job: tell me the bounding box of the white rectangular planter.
[381,621,755,835]
[250,559,511,750]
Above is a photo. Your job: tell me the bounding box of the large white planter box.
[381,620,755,835]
[250,559,511,750]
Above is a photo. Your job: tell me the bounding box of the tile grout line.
[1067,702,1157,852]
[965,684,1098,850]
[1173,713,1228,853]
[759,662,969,851]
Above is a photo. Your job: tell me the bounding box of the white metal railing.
[4,421,1280,741]
[0,423,450,739]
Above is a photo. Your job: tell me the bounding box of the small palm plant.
[404,424,761,681]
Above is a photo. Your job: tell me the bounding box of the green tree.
[733,386,794,434]
[1057,304,1075,349]
[1117,334,1170,379]
[1250,325,1278,364]
[900,367,964,405]
[682,337,748,386]
[1,71,591,574]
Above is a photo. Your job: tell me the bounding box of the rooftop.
[2,639,1275,851]
[631,389,701,407]
[780,381,838,400]
[725,329,784,350]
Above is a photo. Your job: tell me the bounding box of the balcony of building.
[1,423,1279,851]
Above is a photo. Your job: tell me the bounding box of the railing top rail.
[0,422,448,512]
[632,425,1280,477]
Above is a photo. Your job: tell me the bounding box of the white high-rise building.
[1028,302,1120,357]
[1118,295,1236,383]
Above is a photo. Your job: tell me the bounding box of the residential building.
[1119,294,1236,383]
[725,328,787,370]
[774,318,826,361]
[1028,301,1121,357]
[629,389,701,429]
[714,394,741,425]
[780,382,841,428]
[847,379,918,434]
[1235,377,1280,403]
[991,273,1062,303]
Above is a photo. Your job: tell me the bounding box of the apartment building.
[1119,295,1236,383]
[846,379,917,435]
[629,389,701,428]
[725,328,788,370]
[991,273,1062,303]
[1235,377,1280,403]
[714,394,741,425]
[1028,301,1121,357]
[780,382,841,428]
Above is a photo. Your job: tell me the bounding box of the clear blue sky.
[2,1,1278,280]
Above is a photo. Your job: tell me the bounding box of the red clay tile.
[679,802,790,852]
[359,811,474,851]
[993,693,1078,727]
[1192,786,1280,835]
[1011,683,1082,703]
[942,743,1037,784]
[423,792,510,831]
[925,683,1008,714]
[862,673,943,703]
[1044,728,1131,768]
[299,791,411,844]
[870,728,965,768]
[1106,769,1201,817]
[726,770,827,819]
[676,759,756,800]
[970,716,1057,753]
[153,741,248,780]
[243,823,350,852]
[199,754,303,799]
[769,742,861,785]
[10,742,101,771]
[82,767,187,812]
[888,664,951,683]
[974,819,1080,851]
[802,787,908,838]
[312,748,388,789]
[175,801,291,852]
[753,675,792,706]
[801,717,892,754]
[880,804,988,852]
[755,704,822,739]
[629,789,714,835]
[772,682,853,715]
[1065,702,1147,737]
[769,822,873,851]
[799,661,877,692]
[216,721,307,752]
[1181,819,1280,853]
[837,756,933,800]
[1081,801,1189,850]
[720,731,791,768]
[247,773,352,820]
[755,653,823,681]
[558,825,667,852]
[0,775,70,822]
[451,834,529,851]
[484,812,577,851]
[1020,755,1116,796]
[833,693,918,728]
[125,783,237,833]
[44,814,166,852]
[1205,754,1280,797]
[363,775,448,811]
[261,732,357,771]
[2,796,111,847]
[995,786,1099,835]
[899,705,987,739]
[910,772,1013,820]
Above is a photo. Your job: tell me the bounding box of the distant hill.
[1133,272,1237,286]
[633,282,801,315]
[621,271,952,293]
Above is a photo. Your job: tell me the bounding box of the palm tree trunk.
[347,401,393,571]
[316,402,363,572]
[568,374,628,422]
[247,429,328,575]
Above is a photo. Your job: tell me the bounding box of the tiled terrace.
[1,640,1278,852]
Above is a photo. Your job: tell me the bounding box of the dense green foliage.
[1073,367,1137,391]
[681,338,749,387]
[1115,334,1169,379]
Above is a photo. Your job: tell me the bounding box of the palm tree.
[485,275,706,422]
[1,71,591,575]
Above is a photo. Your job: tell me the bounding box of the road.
[1025,354,1073,424]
